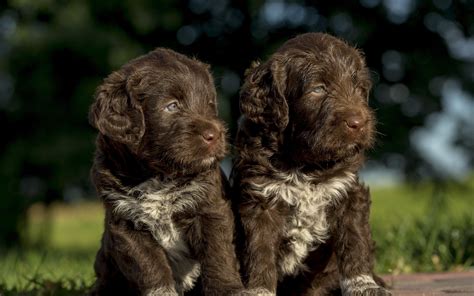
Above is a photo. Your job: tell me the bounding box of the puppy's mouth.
[144,139,226,175]
[302,126,373,163]
[323,141,367,159]
[316,148,357,163]
[179,137,227,169]
[289,138,366,167]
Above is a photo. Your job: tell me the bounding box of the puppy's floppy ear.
[89,70,145,148]
[239,58,289,131]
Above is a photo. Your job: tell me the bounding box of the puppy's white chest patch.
[251,171,355,276]
[109,179,205,292]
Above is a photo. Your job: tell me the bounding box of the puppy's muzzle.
[344,113,367,132]
[201,129,219,145]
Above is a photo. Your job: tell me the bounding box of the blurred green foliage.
[0,0,472,247]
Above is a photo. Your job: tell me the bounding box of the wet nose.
[201,129,217,144]
[345,115,365,130]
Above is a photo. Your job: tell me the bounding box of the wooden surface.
[383,271,474,295]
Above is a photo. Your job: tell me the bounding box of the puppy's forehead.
[153,52,213,85]
[278,33,365,70]
[171,65,216,105]
[128,50,215,103]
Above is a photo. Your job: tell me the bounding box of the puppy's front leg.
[188,200,244,296]
[333,185,390,296]
[107,221,178,296]
[239,201,283,296]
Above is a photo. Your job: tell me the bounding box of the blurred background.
[0,0,473,294]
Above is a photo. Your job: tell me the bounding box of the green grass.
[0,177,472,293]
[0,203,103,293]
[0,249,94,295]
[370,177,474,274]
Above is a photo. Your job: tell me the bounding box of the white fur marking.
[239,288,275,296]
[340,274,380,295]
[145,286,179,296]
[250,171,355,277]
[105,178,206,292]
[200,156,217,167]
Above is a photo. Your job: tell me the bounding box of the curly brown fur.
[232,33,391,295]
[89,48,244,296]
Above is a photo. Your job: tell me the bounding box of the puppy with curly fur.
[89,48,244,296]
[232,33,391,295]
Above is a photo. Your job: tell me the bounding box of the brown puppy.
[232,33,390,295]
[89,48,244,296]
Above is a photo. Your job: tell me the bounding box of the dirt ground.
[383,271,474,295]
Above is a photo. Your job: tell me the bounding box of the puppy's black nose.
[201,130,217,144]
[345,115,365,130]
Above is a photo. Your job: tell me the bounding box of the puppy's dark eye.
[165,102,179,112]
[312,85,327,95]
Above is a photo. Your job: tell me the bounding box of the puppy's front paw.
[145,286,179,296]
[352,286,392,296]
[341,275,392,296]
